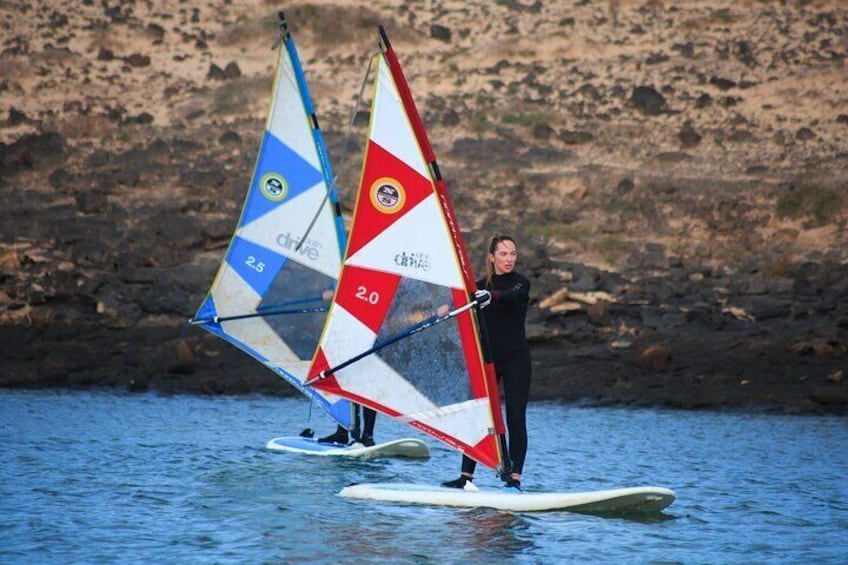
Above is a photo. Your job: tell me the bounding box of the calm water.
[1,390,846,564]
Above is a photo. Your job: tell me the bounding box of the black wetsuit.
[461,271,532,476]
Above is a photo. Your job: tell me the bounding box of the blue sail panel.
[196,294,219,324]
[225,236,288,298]
[239,131,324,229]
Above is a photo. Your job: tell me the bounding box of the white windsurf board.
[339,482,675,513]
[265,436,429,459]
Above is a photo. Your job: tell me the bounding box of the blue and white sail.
[192,13,350,426]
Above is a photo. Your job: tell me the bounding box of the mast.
[378,27,508,467]
[279,11,347,256]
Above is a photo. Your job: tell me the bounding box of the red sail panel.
[346,141,434,258]
[334,265,401,334]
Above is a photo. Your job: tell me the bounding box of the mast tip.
[378,25,391,50]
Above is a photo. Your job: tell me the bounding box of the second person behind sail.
[318,406,378,447]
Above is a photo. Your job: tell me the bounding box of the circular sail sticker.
[260,173,288,201]
[369,177,406,214]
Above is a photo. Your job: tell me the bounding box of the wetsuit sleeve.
[492,277,529,306]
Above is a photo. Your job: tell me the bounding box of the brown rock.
[826,370,844,384]
[635,345,672,370]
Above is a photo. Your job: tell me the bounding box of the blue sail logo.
[260,172,288,201]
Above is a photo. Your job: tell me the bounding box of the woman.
[442,234,532,490]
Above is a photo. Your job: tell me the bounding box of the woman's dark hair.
[485,234,516,286]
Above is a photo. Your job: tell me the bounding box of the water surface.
[2,390,846,563]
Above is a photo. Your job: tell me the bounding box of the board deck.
[265,436,430,460]
[339,482,675,513]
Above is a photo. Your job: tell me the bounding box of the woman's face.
[490,239,517,275]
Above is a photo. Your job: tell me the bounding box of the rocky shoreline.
[1,1,846,415]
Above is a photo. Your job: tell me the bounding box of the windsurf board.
[265,437,429,460]
[338,482,675,513]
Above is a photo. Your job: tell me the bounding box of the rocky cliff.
[1,0,846,413]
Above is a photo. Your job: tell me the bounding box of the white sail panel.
[370,58,429,180]
[213,268,300,365]
[346,193,465,288]
[408,398,492,447]
[337,354,438,414]
[210,262,261,316]
[237,182,343,279]
[320,304,377,368]
[269,57,322,172]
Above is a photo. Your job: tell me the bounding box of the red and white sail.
[307,28,505,470]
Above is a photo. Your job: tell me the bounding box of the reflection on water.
[462,510,535,557]
[1,391,847,564]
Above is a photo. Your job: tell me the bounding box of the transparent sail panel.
[375,278,470,406]
[260,259,333,361]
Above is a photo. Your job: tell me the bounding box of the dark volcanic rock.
[125,53,151,67]
[430,24,451,42]
[558,130,593,145]
[0,132,65,174]
[710,76,736,90]
[630,86,666,115]
[678,122,702,147]
[795,127,816,141]
[207,62,241,80]
[6,107,28,126]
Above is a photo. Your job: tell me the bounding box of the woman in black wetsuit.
[442,234,532,490]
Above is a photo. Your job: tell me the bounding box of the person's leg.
[442,455,477,488]
[360,408,376,446]
[461,455,477,477]
[502,349,532,483]
[318,424,349,445]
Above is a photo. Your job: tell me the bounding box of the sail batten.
[192,14,350,428]
[308,27,505,471]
